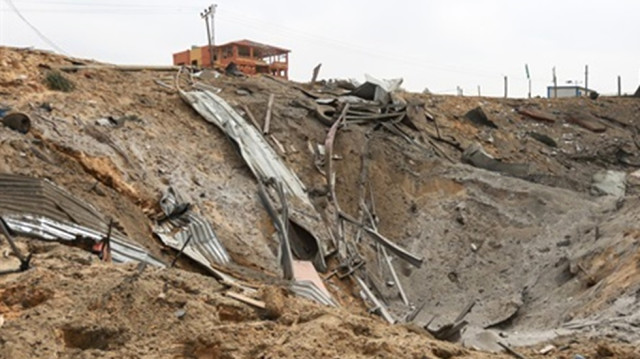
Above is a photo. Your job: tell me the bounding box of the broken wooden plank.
[242,105,261,131]
[263,93,275,135]
[270,135,287,155]
[225,291,267,309]
[498,342,528,359]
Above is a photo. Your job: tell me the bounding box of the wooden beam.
[263,93,275,135]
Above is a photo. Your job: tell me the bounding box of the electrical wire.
[3,0,67,54]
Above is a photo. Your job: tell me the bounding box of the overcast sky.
[1,0,639,97]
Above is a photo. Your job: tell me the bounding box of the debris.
[539,344,556,355]
[349,74,403,105]
[0,217,32,273]
[354,275,395,324]
[170,234,193,267]
[241,104,261,130]
[174,309,187,319]
[566,111,607,132]
[590,170,626,198]
[263,93,275,135]
[310,63,322,85]
[0,174,164,267]
[405,302,426,322]
[314,103,336,126]
[1,112,31,134]
[290,260,337,306]
[517,108,559,123]
[235,88,252,96]
[179,84,331,272]
[270,135,287,155]
[153,79,174,90]
[363,227,424,268]
[462,143,529,177]
[426,300,475,341]
[225,62,245,77]
[497,342,528,359]
[527,131,557,147]
[465,107,498,129]
[226,291,267,309]
[0,105,10,118]
[154,187,231,269]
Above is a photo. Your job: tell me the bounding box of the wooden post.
[553,67,557,98]
[585,65,589,90]
[263,94,275,135]
[618,75,622,96]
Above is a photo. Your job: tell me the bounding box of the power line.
[3,0,67,54]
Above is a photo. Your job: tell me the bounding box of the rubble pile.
[1,46,640,358]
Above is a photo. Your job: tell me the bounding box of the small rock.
[539,344,556,355]
[590,170,626,198]
[174,309,186,319]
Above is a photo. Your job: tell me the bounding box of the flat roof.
[216,39,290,55]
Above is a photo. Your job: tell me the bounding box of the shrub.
[44,71,75,92]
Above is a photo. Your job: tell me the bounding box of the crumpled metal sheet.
[3,215,165,267]
[154,188,231,267]
[0,173,165,267]
[179,87,332,272]
[350,74,403,105]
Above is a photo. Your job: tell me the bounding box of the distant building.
[547,85,595,98]
[172,39,290,79]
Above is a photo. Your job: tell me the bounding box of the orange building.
[173,39,290,79]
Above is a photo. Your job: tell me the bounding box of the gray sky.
[1,0,639,97]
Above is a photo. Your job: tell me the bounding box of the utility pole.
[525,64,531,98]
[552,67,557,98]
[200,4,217,68]
[503,76,508,98]
[477,85,481,97]
[584,65,589,90]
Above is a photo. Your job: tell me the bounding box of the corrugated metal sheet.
[0,174,165,267]
[154,187,231,267]
[179,87,332,271]
[290,280,337,307]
